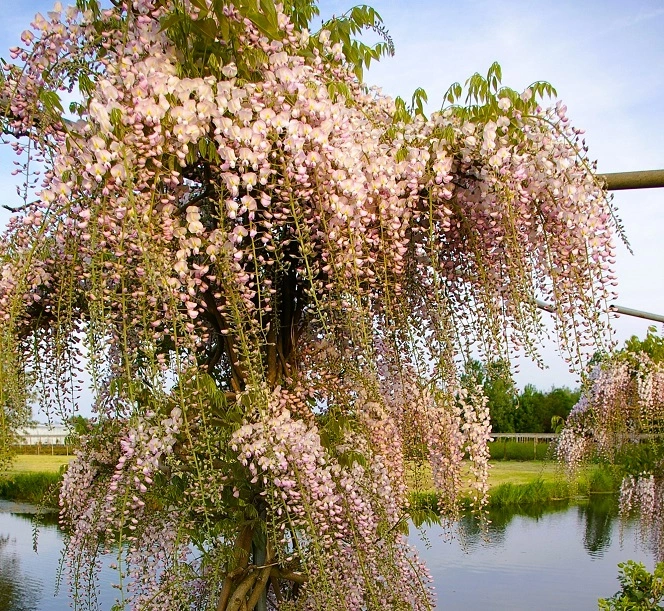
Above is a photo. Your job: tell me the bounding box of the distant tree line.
[462,360,580,433]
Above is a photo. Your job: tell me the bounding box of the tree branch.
[269,575,283,604]
[245,542,274,611]
[175,183,215,216]
[217,525,254,611]
[226,571,260,611]
[270,568,307,585]
[2,202,35,213]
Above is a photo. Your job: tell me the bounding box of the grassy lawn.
[487,461,562,487]
[7,455,581,490]
[408,460,569,493]
[7,454,74,474]
[2,456,611,507]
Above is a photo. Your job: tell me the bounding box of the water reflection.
[0,496,656,611]
[0,501,118,611]
[0,520,43,611]
[576,495,620,558]
[416,495,653,611]
[455,496,622,560]
[456,500,571,551]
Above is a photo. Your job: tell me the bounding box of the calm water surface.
[419,498,654,610]
[0,497,655,610]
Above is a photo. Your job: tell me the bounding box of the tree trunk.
[250,529,268,611]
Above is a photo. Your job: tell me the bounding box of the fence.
[13,443,73,456]
[492,433,558,443]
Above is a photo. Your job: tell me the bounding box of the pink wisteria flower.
[557,344,664,557]
[0,0,621,608]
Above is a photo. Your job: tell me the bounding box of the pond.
[420,497,654,610]
[0,496,655,610]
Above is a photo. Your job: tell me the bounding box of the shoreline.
[1,459,620,513]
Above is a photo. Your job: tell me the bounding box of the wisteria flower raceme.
[0,0,622,608]
[557,343,664,558]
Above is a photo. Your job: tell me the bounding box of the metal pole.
[609,304,664,324]
[535,299,555,313]
[599,169,664,191]
[535,299,664,324]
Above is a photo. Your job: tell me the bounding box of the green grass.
[407,459,562,493]
[2,454,620,512]
[486,461,560,487]
[487,463,620,506]
[0,455,72,505]
[7,454,74,473]
[409,463,621,515]
[0,472,62,505]
[487,479,576,507]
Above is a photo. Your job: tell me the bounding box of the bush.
[488,479,572,507]
[408,466,621,517]
[488,440,551,461]
[589,465,623,494]
[599,561,664,610]
[410,479,574,514]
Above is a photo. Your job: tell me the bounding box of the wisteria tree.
[558,329,664,558]
[0,0,620,609]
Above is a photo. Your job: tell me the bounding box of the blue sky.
[1,0,663,394]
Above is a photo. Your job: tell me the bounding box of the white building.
[18,424,69,445]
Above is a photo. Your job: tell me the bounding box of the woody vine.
[0,0,622,609]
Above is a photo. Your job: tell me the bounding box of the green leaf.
[160,12,185,33]
[190,0,209,12]
[259,0,279,28]
[193,17,219,40]
[78,73,95,97]
[39,90,64,114]
[246,9,282,40]
[412,87,428,105]
[218,15,231,41]
[487,61,502,85]
[198,138,208,158]
[109,106,122,123]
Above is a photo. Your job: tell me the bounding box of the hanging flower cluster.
[58,408,191,609]
[619,474,664,559]
[231,397,434,610]
[0,0,620,608]
[557,347,664,557]
[557,355,664,463]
